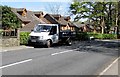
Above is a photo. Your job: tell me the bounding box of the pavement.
[0,39,119,75]
[1,45,34,52]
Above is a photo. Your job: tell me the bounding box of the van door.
[49,26,59,43]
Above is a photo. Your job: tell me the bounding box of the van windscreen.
[34,25,52,32]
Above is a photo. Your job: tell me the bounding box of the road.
[1,40,119,75]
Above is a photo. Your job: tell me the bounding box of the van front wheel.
[46,40,51,48]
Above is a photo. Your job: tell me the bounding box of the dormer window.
[17,8,27,17]
[34,11,44,18]
[52,14,61,20]
[64,16,70,21]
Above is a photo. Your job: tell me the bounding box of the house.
[73,22,99,32]
[44,14,76,32]
[11,8,76,32]
[11,8,50,32]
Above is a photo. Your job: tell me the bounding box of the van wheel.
[46,40,51,48]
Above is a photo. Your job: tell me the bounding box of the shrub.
[76,32,89,40]
[20,32,30,45]
[76,32,117,40]
[87,32,117,39]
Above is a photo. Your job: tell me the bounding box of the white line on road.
[0,59,32,69]
[99,57,120,75]
[51,48,79,56]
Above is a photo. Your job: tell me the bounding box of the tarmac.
[0,39,119,75]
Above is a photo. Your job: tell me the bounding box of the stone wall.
[0,37,20,47]
[0,29,20,47]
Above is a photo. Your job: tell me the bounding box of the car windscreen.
[34,25,52,32]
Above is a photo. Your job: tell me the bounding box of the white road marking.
[25,47,34,48]
[51,48,79,56]
[0,59,32,69]
[99,57,120,75]
[4,50,8,52]
[2,46,34,52]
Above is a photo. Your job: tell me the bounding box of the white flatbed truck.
[28,24,76,47]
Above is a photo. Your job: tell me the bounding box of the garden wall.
[0,37,20,47]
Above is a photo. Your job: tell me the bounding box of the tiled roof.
[33,11,43,15]
[11,8,51,32]
[45,14,71,26]
[58,16,68,25]
[44,14,58,24]
[74,22,86,28]
[16,8,27,12]
[20,20,40,32]
[11,8,31,22]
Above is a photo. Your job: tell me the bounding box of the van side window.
[50,26,57,35]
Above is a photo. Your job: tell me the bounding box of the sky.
[0,0,88,22]
[1,0,72,15]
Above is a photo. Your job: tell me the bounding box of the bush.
[20,32,30,45]
[76,32,117,40]
[87,32,117,39]
[76,32,89,40]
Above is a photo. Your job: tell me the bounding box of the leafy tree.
[2,6,21,29]
[70,1,119,34]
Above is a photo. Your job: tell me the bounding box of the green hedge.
[87,32,117,39]
[20,32,117,45]
[76,32,89,40]
[76,32,117,40]
[20,32,30,45]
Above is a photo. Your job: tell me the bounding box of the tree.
[70,1,119,34]
[2,6,21,29]
[46,3,61,14]
[46,2,71,16]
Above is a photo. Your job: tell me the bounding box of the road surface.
[1,40,119,75]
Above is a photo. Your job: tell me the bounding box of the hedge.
[20,32,30,45]
[87,32,117,39]
[20,32,117,45]
[76,32,117,40]
[76,32,89,40]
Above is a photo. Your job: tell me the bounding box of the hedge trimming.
[20,32,30,45]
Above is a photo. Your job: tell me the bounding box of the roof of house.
[33,11,44,15]
[44,14,75,26]
[11,8,52,32]
[44,14,58,24]
[73,22,86,28]
[16,8,27,12]
[11,8,31,22]
[20,20,40,32]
